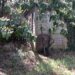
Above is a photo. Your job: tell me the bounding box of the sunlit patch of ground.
[27,51,75,75]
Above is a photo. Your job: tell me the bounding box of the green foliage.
[30,1,38,9]
[21,3,30,10]
[14,2,21,9]
[60,29,68,37]
[72,1,75,9]
[39,2,48,13]
[14,23,35,42]
[0,18,35,42]
[3,5,11,15]
[1,26,13,40]
[0,0,75,50]
[67,23,75,50]
[10,13,21,26]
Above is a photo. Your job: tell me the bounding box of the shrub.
[3,5,11,15]
[21,3,30,10]
[1,26,13,40]
[0,20,35,43]
[13,23,35,42]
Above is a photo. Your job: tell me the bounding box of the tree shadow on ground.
[0,49,26,75]
[0,48,58,75]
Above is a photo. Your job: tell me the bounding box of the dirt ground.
[0,47,75,75]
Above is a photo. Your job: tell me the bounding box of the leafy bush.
[1,26,13,40]
[10,13,21,26]
[13,23,35,42]
[60,29,68,37]
[3,5,11,15]
[0,18,35,43]
[21,3,30,10]
[14,2,20,9]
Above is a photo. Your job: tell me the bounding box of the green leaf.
[21,3,30,10]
